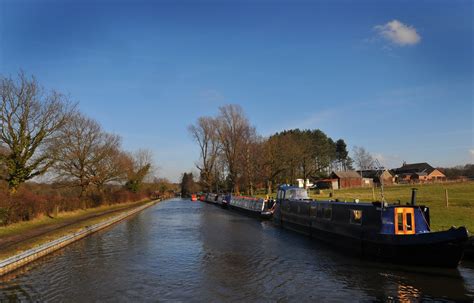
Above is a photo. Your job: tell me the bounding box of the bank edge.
[0,200,160,276]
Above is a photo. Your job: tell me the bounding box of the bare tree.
[216,104,255,193]
[188,116,220,192]
[352,146,374,176]
[88,134,125,192]
[0,71,76,193]
[54,114,123,196]
[54,114,100,196]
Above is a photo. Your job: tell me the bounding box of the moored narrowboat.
[221,194,230,208]
[205,193,219,204]
[215,194,225,206]
[273,185,469,268]
[190,194,197,201]
[228,195,274,219]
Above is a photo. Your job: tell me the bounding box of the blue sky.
[1,0,473,181]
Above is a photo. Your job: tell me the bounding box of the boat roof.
[278,185,301,191]
[302,200,422,209]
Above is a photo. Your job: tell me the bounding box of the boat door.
[394,208,416,235]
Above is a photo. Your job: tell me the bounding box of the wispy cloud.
[470,149,474,156]
[374,20,421,46]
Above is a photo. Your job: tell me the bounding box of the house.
[330,171,362,189]
[360,169,394,186]
[392,162,446,183]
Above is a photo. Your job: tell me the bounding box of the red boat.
[191,194,197,201]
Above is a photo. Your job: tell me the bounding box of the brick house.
[360,169,394,186]
[392,162,446,183]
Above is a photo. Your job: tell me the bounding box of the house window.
[350,209,363,225]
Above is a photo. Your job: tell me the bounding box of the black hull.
[463,236,474,261]
[228,204,272,220]
[275,212,468,268]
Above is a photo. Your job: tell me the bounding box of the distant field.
[262,182,474,233]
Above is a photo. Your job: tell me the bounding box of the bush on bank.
[0,182,155,226]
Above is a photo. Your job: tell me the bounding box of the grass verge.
[0,199,155,260]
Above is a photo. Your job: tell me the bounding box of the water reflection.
[0,199,472,302]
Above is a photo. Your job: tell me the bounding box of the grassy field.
[264,182,474,233]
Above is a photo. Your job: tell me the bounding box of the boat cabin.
[276,185,431,236]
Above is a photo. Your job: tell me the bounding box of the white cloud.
[374,20,421,46]
[470,149,474,156]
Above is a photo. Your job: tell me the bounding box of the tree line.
[187,104,353,195]
[0,71,159,224]
[439,164,474,179]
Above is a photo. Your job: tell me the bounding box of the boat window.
[394,208,416,235]
[285,188,309,200]
[397,213,403,231]
[406,213,413,231]
[310,205,317,216]
[323,207,332,220]
[350,210,363,225]
[316,206,323,217]
[277,190,283,199]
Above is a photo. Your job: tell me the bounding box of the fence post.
[445,189,449,208]
[372,186,375,201]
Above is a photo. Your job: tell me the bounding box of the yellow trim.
[394,208,416,235]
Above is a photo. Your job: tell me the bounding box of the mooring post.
[445,189,449,208]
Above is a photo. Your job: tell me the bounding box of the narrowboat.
[215,194,225,206]
[227,195,274,219]
[199,194,206,202]
[190,194,197,201]
[204,193,219,204]
[221,194,230,208]
[273,185,469,268]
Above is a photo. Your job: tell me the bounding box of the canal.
[0,199,473,302]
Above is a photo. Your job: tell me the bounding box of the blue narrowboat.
[227,195,274,219]
[273,185,469,268]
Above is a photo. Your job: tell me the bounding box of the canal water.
[0,199,473,302]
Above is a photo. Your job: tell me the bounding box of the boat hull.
[306,224,468,268]
[274,201,468,268]
[461,236,474,261]
[228,204,272,220]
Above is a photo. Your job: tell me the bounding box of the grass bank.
[0,199,156,260]
[263,182,474,233]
